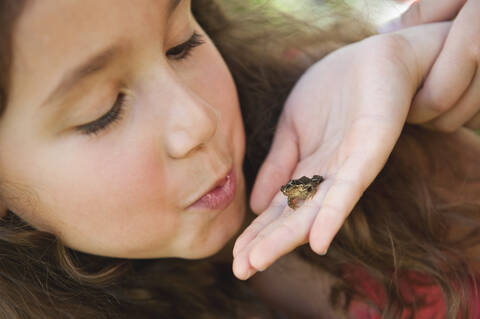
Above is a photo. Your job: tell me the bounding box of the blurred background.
[252,0,415,27]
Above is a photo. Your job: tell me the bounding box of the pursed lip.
[185,166,234,208]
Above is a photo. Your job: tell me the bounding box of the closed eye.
[76,92,127,136]
[166,31,204,60]
[75,32,205,137]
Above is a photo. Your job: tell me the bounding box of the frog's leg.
[288,197,300,210]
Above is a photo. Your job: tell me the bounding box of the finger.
[249,117,299,214]
[407,6,479,124]
[401,0,466,26]
[379,0,466,33]
[428,67,480,132]
[247,179,333,271]
[465,111,480,130]
[233,192,286,257]
[309,119,398,254]
[232,240,257,280]
[233,196,293,280]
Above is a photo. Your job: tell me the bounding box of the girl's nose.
[164,87,217,159]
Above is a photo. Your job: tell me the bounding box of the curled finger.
[379,0,466,33]
[309,138,392,254]
[428,67,480,132]
[407,2,480,124]
[248,179,333,272]
[233,192,287,257]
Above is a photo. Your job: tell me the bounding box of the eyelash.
[166,31,205,60]
[77,32,205,136]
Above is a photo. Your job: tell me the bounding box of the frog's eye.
[307,186,313,192]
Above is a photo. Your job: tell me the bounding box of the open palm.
[232,23,451,280]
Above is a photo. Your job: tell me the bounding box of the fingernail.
[377,17,402,34]
[255,263,267,272]
[245,268,256,280]
[313,244,328,255]
[250,256,267,272]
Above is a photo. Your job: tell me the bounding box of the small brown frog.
[280,175,324,209]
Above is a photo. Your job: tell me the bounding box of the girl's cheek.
[36,138,172,224]
[37,151,180,256]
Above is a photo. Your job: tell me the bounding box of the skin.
[381,0,480,131]
[232,0,480,282]
[0,2,475,301]
[0,0,247,259]
[0,2,478,317]
[233,23,454,280]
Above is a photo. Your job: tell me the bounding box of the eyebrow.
[41,44,121,107]
[41,0,183,108]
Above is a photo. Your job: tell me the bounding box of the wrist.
[384,23,451,91]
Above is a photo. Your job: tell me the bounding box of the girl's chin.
[200,206,247,261]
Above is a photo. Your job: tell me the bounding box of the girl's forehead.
[10,0,190,109]
[16,0,177,42]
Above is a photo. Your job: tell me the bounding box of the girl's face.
[0,0,246,259]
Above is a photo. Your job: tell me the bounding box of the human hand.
[232,23,451,280]
[380,0,480,131]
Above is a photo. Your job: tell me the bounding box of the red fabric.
[345,267,480,319]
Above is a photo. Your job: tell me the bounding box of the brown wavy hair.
[1,0,480,318]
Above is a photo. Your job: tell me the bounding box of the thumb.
[378,0,466,33]
[249,119,298,214]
